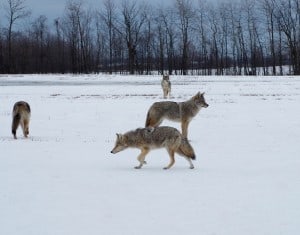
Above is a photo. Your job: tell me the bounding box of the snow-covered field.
[0,74,299,235]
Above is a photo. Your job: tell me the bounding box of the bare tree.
[160,8,177,75]
[117,0,146,74]
[155,9,166,74]
[31,15,48,72]
[54,18,67,73]
[1,0,300,75]
[4,0,31,72]
[262,0,277,75]
[274,0,300,74]
[0,29,3,73]
[175,0,195,75]
[207,4,222,74]
[140,4,155,74]
[63,0,93,73]
[194,0,210,75]
[98,0,117,74]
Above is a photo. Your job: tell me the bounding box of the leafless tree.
[4,0,31,72]
[274,0,300,74]
[63,0,93,73]
[53,18,67,73]
[154,9,166,74]
[262,0,277,75]
[175,0,195,75]
[1,0,300,75]
[117,0,146,74]
[160,7,177,75]
[31,15,48,72]
[98,0,117,73]
[140,4,155,74]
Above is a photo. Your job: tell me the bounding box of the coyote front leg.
[181,120,190,139]
[135,148,149,169]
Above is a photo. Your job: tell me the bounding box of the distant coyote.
[12,101,31,139]
[145,92,208,138]
[111,126,196,169]
[161,75,171,99]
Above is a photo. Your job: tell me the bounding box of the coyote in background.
[161,74,171,99]
[12,101,31,139]
[145,92,209,139]
[110,126,196,169]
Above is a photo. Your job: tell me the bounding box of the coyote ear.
[117,133,124,141]
[192,92,199,100]
[201,92,205,96]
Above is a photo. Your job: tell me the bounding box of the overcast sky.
[0,0,173,27]
[22,0,174,21]
[0,0,222,26]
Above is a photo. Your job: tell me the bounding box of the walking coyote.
[12,101,31,139]
[161,75,171,99]
[145,92,208,138]
[111,126,196,169]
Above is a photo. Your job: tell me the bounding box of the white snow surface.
[0,74,300,235]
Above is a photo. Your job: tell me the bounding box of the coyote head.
[162,75,169,81]
[193,92,209,108]
[111,134,128,154]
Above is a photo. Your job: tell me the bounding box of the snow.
[0,74,300,235]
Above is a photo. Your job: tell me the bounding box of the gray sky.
[0,0,174,27]
[24,0,174,22]
[0,0,219,26]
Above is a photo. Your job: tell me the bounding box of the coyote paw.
[190,166,194,169]
[134,166,142,169]
[163,167,169,170]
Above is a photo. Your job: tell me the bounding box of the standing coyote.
[161,75,171,99]
[145,92,208,138]
[110,126,196,169]
[12,101,31,139]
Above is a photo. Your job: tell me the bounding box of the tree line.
[0,0,300,75]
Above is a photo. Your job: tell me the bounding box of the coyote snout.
[111,134,129,154]
[198,98,209,108]
[12,101,31,139]
[111,126,196,169]
[145,92,208,138]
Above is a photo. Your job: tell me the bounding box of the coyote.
[12,101,31,139]
[161,75,171,99]
[145,92,208,138]
[110,126,196,169]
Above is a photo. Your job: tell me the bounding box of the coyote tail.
[24,102,31,113]
[177,138,196,160]
[12,113,21,136]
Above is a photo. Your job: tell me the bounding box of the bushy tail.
[12,113,21,136]
[177,138,196,160]
[24,102,31,113]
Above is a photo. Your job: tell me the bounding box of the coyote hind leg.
[163,149,175,170]
[183,156,194,169]
[23,120,30,138]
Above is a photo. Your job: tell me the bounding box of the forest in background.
[0,0,300,75]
